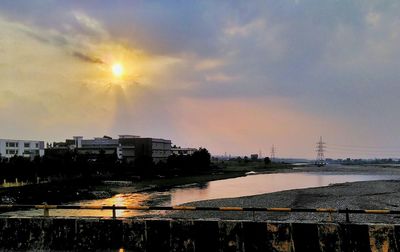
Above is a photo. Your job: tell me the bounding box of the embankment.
[0,217,397,251]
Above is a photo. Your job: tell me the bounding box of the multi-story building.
[171,146,198,155]
[47,135,171,164]
[132,138,172,163]
[70,136,121,158]
[48,136,133,162]
[117,135,139,163]
[0,139,45,159]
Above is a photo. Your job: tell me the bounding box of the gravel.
[164,177,400,223]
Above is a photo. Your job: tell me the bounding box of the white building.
[0,139,45,159]
[171,147,197,155]
[50,135,171,163]
[50,135,136,163]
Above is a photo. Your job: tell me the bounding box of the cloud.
[195,58,225,71]
[224,19,266,37]
[71,11,108,38]
[73,51,104,64]
[0,12,183,142]
[205,73,237,83]
[2,1,400,157]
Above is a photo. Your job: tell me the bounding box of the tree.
[134,155,154,177]
[264,157,271,165]
[192,148,211,171]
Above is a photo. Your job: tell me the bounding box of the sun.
[112,63,124,77]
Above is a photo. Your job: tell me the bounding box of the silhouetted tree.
[134,155,154,177]
[192,148,211,171]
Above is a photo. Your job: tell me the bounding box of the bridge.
[0,205,397,251]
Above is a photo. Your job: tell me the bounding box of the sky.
[1,0,400,159]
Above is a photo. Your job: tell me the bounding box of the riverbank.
[0,162,292,205]
[109,163,293,194]
[0,178,114,205]
[167,178,400,223]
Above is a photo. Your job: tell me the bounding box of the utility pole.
[270,145,276,161]
[316,136,326,166]
[259,149,262,159]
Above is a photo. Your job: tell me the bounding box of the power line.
[329,144,400,150]
[270,145,275,161]
[328,148,400,154]
[316,136,326,166]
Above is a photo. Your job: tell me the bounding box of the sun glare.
[112,63,124,77]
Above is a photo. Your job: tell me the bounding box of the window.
[24,143,30,148]
[35,143,39,148]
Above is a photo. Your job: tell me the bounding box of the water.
[4,172,399,217]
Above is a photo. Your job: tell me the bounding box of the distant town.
[1,135,399,167]
[0,135,217,187]
[0,135,198,164]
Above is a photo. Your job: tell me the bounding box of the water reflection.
[76,193,154,218]
[3,172,399,217]
[4,192,171,218]
[168,173,400,205]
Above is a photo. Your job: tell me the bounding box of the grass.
[217,160,292,172]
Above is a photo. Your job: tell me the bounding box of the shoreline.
[166,178,400,223]
[3,163,400,222]
[0,163,292,205]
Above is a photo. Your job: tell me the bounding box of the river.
[3,172,399,218]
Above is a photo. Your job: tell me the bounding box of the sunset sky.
[1,1,400,159]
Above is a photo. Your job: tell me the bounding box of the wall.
[0,217,397,251]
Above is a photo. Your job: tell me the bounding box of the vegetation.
[0,148,213,182]
[213,156,291,173]
[0,150,292,205]
[0,146,294,191]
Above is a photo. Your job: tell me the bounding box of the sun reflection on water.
[70,193,153,218]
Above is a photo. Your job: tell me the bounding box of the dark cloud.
[72,51,103,64]
[21,29,68,47]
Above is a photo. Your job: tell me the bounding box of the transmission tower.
[270,145,276,161]
[316,136,326,166]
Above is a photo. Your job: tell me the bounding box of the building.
[117,135,138,163]
[48,135,133,162]
[47,135,171,163]
[171,146,198,155]
[70,136,121,158]
[130,138,172,163]
[0,139,45,159]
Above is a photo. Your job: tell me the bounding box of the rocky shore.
[166,177,400,223]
